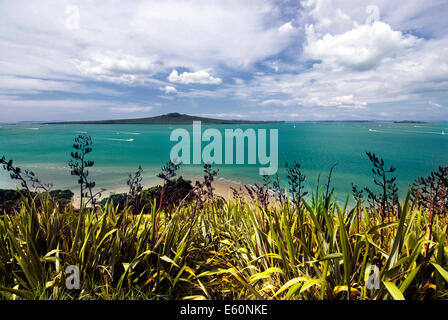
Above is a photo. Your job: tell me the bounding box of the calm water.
[1,122,447,200]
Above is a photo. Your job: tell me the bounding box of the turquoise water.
[1,122,447,201]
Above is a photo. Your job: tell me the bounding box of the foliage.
[100,193,127,211]
[126,166,143,213]
[0,186,447,300]
[286,161,308,207]
[140,177,194,211]
[244,175,271,211]
[196,163,219,199]
[48,190,74,208]
[0,189,23,214]
[0,188,74,213]
[364,152,398,220]
[1,156,33,199]
[157,161,180,183]
[68,135,100,209]
[101,162,196,214]
[412,166,448,254]
[412,166,448,217]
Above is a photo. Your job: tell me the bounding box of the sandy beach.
[71,177,248,208]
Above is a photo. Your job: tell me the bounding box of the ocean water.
[0,122,447,201]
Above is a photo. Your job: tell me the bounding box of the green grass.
[0,188,447,300]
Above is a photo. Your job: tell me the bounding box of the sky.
[0,0,447,122]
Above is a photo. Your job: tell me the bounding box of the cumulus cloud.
[168,70,222,85]
[75,52,160,84]
[304,21,420,71]
[232,0,448,120]
[251,36,447,111]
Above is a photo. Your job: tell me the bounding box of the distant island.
[393,120,426,124]
[45,113,284,125]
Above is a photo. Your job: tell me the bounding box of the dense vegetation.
[0,135,447,300]
[0,189,73,214]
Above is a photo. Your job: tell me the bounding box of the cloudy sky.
[1,0,447,122]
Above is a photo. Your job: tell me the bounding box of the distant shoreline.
[393,120,426,124]
[43,112,284,125]
[4,120,448,125]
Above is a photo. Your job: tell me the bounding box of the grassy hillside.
[0,187,447,300]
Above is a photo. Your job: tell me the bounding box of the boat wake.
[99,137,135,142]
[369,128,446,136]
[368,128,386,133]
[116,131,141,135]
[405,130,445,135]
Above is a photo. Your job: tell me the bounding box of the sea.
[1,122,447,202]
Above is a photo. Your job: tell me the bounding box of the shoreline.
[71,177,247,208]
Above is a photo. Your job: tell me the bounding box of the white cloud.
[0,97,108,110]
[0,0,297,101]
[0,76,118,95]
[278,21,294,33]
[168,70,222,85]
[197,113,246,119]
[108,106,153,113]
[160,86,177,94]
[0,1,295,73]
[0,95,155,120]
[225,1,448,119]
[301,0,354,35]
[73,51,162,84]
[305,21,419,71]
[429,101,443,108]
[300,0,448,38]
[261,95,367,108]
[131,1,296,69]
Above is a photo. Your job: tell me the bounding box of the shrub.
[0,189,74,214]
[139,176,194,210]
[100,193,127,211]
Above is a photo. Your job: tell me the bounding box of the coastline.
[71,177,247,209]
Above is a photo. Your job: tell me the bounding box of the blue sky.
[0,0,447,122]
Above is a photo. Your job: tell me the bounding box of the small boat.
[442,130,445,135]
